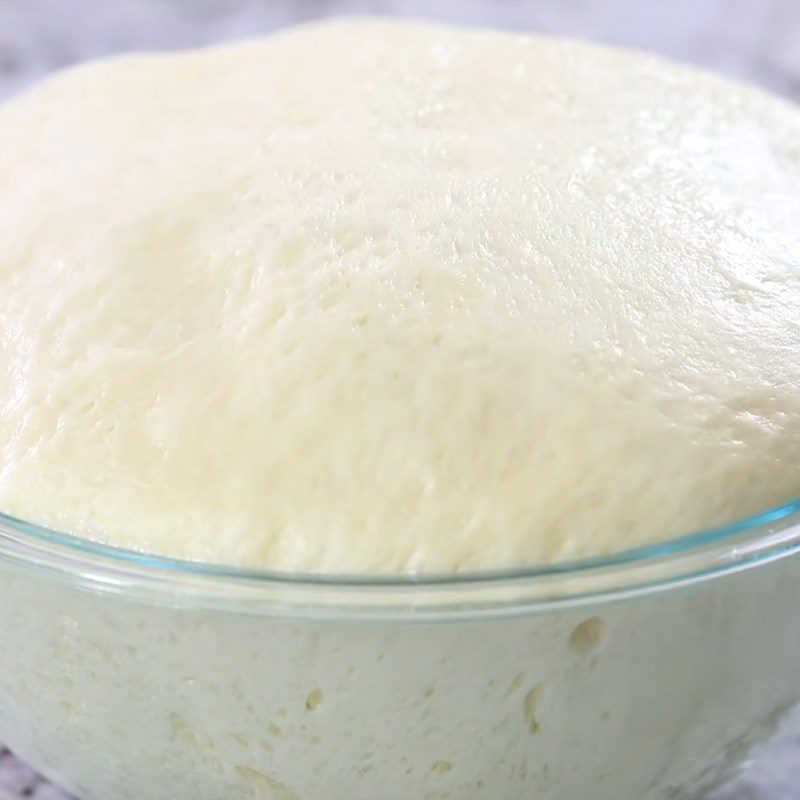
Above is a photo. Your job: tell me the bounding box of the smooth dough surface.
[0,19,799,573]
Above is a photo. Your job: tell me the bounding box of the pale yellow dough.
[0,19,799,573]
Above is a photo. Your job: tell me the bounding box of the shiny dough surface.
[0,19,798,572]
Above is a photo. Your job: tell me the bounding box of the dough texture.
[0,19,798,573]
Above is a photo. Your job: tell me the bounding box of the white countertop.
[0,1,798,798]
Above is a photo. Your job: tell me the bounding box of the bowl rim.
[1,498,799,621]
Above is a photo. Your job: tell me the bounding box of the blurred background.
[1,0,799,102]
[0,1,799,799]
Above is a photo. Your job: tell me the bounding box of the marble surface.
[0,1,799,798]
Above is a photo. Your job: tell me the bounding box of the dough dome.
[0,19,799,573]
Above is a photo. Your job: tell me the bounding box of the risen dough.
[0,19,798,573]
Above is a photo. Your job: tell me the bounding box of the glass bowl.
[1,501,800,800]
